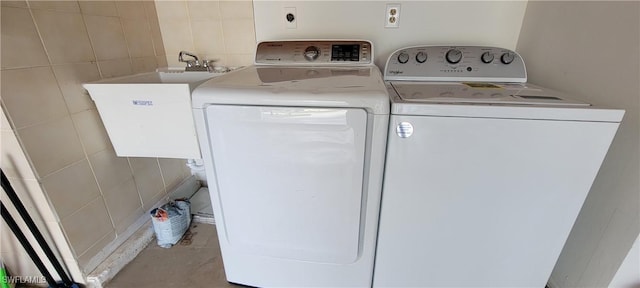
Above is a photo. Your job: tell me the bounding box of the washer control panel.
[256,40,372,65]
[384,46,526,83]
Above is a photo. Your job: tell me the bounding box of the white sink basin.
[83,69,225,159]
[96,70,217,85]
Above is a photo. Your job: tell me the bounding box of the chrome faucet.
[178,51,217,72]
[178,51,200,68]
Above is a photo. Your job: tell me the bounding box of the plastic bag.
[150,199,191,248]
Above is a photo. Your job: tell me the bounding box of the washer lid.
[388,82,624,122]
[192,66,389,114]
[391,82,589,106]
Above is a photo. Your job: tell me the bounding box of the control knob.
[415,51,427,63]
[397,52,409,64]
[304,46,320,61]
[481,52,494,63]
[445,49,463,64]
[501,52,515,64]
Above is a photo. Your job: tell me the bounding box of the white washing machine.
[191,40,389,287]
[373,46,624,287]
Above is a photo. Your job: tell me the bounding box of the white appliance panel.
[374,115,620,287]
[205,105,367,264]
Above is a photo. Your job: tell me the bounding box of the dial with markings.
[445,49,463,64]
[304,46,320,61]
[481,52,494,63]
[397,52,409,64]
[501,52,515,64]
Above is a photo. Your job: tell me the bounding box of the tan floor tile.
[106,223,236,288]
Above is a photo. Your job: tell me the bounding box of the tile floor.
[106,223,237,288]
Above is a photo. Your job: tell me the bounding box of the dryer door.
[205,105,367,264]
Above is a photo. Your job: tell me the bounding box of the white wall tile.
[1,1,27,8]
[1,7,49,69]
[1,130,37,180]
[32,9,94,64]
[158,0,263,67]
[71,109,111,155]
[88,149,133,194]
[154,1,189,21]
[219,0,253,19]
[114,208,144,235]
[29,1,80,13]
[1,67,68,129]
[114,1,146,20]
[142,190,166,213]
[84,15,129,61]
[41,160,101,220]
[79,0,117,17]
[191,19,226,57]
[227,53,254,67]
[156,55,168,68]
[102,178,142,231]
[61,197,114,256]
[76,230,115,271]
[159,20,195,53]
[0,0,182,279]
[158,158,188,190]
[131,56,158,74]
[17,116,85,178]
[164,49,184,67]
[160,16,195,67]
[52,62,100,114]
[187,0,221,20]
[144,0,165,56]
[222,18,256,54]
[121,19,155,58]
[98,59,132,78]
[130,158,164,206]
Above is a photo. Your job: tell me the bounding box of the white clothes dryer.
[374,46,624,287]
[192,40,389,287]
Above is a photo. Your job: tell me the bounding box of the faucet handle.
[202,59,218,72]
[202,59,215,67]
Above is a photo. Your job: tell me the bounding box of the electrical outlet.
[284,7,297,29]
[385,4,401,28]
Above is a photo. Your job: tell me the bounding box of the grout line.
[113,1,135,71]
[78,4,104,79]
[217,2,229,66]
[84,151,118,232]
[75,227,115,264]
[12,102,72,132]
[126,157,146,215]
[23,1,74,120]
[184,0,197,60]
[143,1,162,60]
[156,158,168,196]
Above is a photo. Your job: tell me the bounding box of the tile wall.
[155,0,256,68]
[1,109,84,282]
[0,0,191,281]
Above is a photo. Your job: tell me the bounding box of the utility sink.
[98,70,216,84]
[84,69,225,159]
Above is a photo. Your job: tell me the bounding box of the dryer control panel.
[256,40,372,66]
[384,46,526,83]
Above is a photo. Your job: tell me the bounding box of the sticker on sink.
[132,100,153,106]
